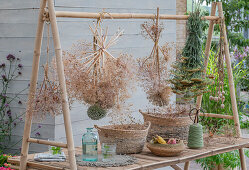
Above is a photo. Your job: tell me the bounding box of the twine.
[187,123,204,149]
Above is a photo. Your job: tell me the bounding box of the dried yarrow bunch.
[141,19,164,40]
[139,16,176,106]
[138,42,176,106]
[60,22,136,121]
[169,7,213,101]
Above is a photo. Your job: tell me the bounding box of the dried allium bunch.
[138,43,177,106]
[60,22,136,113]
[61,43,136,110]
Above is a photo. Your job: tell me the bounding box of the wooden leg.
[239,149,246,170]
[217,2,246,169]
[184,162,190,170]
[47,0,77,169]
[171,164,182,170]
[196,2,217,109]
[217,1,241,137]
[20,0,47,169]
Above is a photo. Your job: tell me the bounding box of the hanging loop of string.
[98,9,113,22]
[43,7,50,24]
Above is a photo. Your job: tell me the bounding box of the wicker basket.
[147,139,185,157]
[139,110,192,141]
[94,122,151,154]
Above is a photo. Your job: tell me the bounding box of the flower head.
[38,124,42,128]
[1,75,7,81]
[7,110,11,115]
[6,54,15,61]
[18,100,22,104]
[4,104,9,107]
[18,64,23,68]
[0,63,6,68]
[18,71,22,75]
[35,132,41,136]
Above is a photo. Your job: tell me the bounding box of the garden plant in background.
[0,54,42,155]
[0,154,15,170]
[0,54,26,153]
[201,0,249,48]
[233,46,249,91]
[196,46,249,169]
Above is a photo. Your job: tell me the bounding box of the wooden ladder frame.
[19,1,246,170]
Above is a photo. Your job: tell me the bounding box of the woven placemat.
[76,154,137,167]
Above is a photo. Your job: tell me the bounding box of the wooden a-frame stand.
[19,0,247,169]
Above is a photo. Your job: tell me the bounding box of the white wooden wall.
[0,0,182,153]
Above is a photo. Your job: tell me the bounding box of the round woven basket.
[94,122,151,154]
[139,110,192,141]
[147,139,185,157]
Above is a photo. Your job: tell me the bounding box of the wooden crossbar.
[27,138,67,148]
[55,11,220,20]
[199,113,234,120]
[9,158,64,170]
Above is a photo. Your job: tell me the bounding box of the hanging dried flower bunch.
[138,9,173,107]
[33,24,66,120]
[60,21,136,119]
[169,7,213,101]
[208,19,226,109]
[33,64,64,119]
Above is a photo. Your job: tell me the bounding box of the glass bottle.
[82,128,98,161]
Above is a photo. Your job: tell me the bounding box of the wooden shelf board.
[8,137,249,170]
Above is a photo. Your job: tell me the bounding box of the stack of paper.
[34,152,66,162]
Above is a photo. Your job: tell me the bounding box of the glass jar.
[82,128,98,161]
[101,143,116,162]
